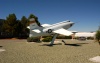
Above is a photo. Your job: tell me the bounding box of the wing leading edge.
[53,28,73,36]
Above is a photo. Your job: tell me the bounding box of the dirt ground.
[0,39,100,63]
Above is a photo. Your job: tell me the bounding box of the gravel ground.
[0,39,100,63]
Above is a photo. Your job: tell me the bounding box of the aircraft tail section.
[29,18,43,37]
[29,18,39,29]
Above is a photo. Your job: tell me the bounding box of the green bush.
[27,37,41,43]
[42,37,52,42]
[56,36,72,39]
[56,36,65,39]
[95,30,100,45]
[87,37,94,40]
[75,37,79,40]
[42,36,49,38]
[65,36,72,39]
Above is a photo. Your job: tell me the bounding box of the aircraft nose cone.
[70,23,74,27]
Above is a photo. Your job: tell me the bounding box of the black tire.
[48,29,52,33]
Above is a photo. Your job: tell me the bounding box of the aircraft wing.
[53,28,73,36]
[41,24,51,27]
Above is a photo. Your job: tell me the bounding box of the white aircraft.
[27,18,74,45]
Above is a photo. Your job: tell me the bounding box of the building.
[72,31,96,40]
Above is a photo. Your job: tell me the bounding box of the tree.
[1,13,41,38]
[0,19,5,37]
[28,14,41,26]
[21,16,29,26]
[0,19,5,31]
[95,30,100,45]
[20,16,29,37]
[2,13,17,37]
[14,20,23,35]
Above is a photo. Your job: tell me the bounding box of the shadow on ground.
[65,43,89,46]
[0,46,3,48]
[62,40,89,47]
[39,40,89,47]
[75,43,89,44]
[65,44,81,46]
[40,43,62,47]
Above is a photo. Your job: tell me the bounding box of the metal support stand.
[50,34,58,45]
[62,40,67,45]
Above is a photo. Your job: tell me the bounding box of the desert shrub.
[56,36,65,39]
[74,37,78,39]
[42,37,52,42]
[87,37,94,40]
[95,30,100,45]
[42,36,49,38]
[27,37,40,43]
[56,36,72,39]
[42,36,53,38]
[65,36,72,39]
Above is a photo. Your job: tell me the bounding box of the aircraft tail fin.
[29,18,39,29]
[29,18,44,37]
[29,18,43,33]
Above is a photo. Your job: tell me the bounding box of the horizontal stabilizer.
[27,26,30,29]
[32,29,41,33]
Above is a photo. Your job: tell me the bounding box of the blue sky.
[0,0,100,32]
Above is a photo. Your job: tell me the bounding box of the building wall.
[72,32,96,40]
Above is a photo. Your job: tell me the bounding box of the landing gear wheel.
[48,29,52,33]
